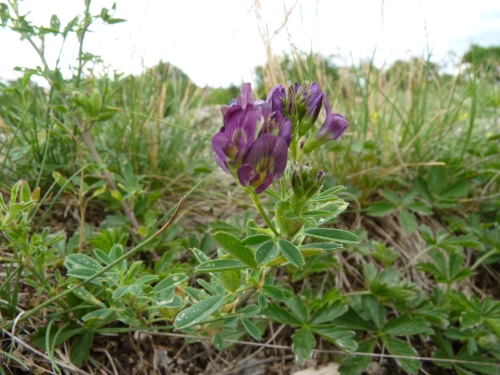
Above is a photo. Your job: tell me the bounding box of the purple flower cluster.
[212,83,289,194]
[212,82,349,194]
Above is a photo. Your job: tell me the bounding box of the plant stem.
[250,191,279,237]
[471,249,499,270]
[75,0,92,88]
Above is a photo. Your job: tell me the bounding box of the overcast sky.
[1,0,499,87]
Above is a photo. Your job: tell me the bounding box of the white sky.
[1,0,499,87]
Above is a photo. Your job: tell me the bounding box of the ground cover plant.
[1,1,500,374]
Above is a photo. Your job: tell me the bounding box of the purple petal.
[237,165,257,186]
[212,132,231,162]
[243,133,288,179]
[255,172,274,194]
[223,104,243,125]
[237,83,254,110]
[224,108,258,162]
[215,153,230,173]
[277,117,293,146]
[316,113,349,141]
[221,99,237,117]
[267,84,285,116]
[307,82,323,122]
[256,101,271,120]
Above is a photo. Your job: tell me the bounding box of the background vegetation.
[1,1,500,374]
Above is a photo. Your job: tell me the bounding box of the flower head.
[237,134,288,194]
[303,95,348,153]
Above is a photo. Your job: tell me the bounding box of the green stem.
[402,246,434,271]
[471,249,499,270]
[75,0,92,88]
[250,191,279,237]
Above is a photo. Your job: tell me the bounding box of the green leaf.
[50,14,60,32]
[93,249,112,265]
[382,314,428,336]
[67,267,100,279]
[264,188,281,200]
[401,190,417,205]
[220,269,241,293]
[191,247,212,264]
[311,325,357,352]
[258,294,268,309]
[316,186,346,199]
[262,303,301,325]
[197,279,216,295]
[82,308,114,322]
[241,305,261,318]
[367,202,397,216]
[154,274,187,293]
[429,166,446,195]
[66,254,102,270]
[106,17,127,24]
[400,209,418,234]
[441,181,469,199]
[135,275,159,285]
[285,297,308,322]
[31,325,85,349]
[302,210,333,217]
[300,242,342,250]
[485,318,500,336]
[196,259,247,272]
[212,232,258,269]
[0,3,10,25]
[303,228,358,243]
[293,328,315,365]
[70,332,93,367]
[214,334,225,351]
[333,307,375,331]
[243,234,273,246]
[174,296,224,329]
[128,284,142,295]
[72,287,106,308]
[310,300,348,325]
[262,285,288,302]
[461,311,482,329]
[338,338,377,375]
[255,241,279,265]
[264,248,323,266]
[112,286,129,300]
[379,189,401,204]
[362,295,384,329]
[278,239,305,268]
[407,201,433,215]
[241,318,262,340]
[383,337,420,374]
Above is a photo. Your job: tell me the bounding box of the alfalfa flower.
[213,83,262,172]
[237,134,288,194]
[303,94,348,153]
[212,106,258,172]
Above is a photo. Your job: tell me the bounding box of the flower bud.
[289,160,325,204]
